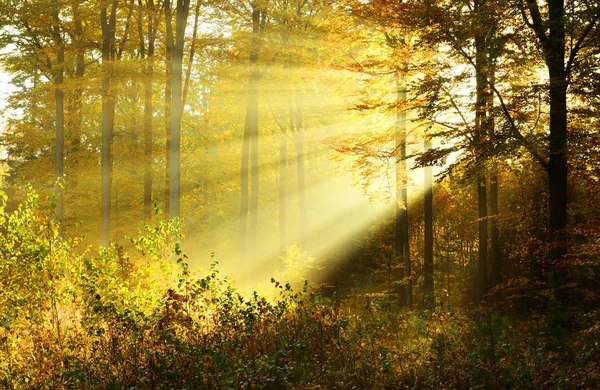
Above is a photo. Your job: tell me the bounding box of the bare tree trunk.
[519,0,580,309]
[475,32,488,303]
[395,74,411,308]
[52,0,64,236]
[168,0,190,219]
[544,0,568,256]
[181,0,201,112]
[140,0,159,220]
[239,5,264,265]
[163,0,173,216]
[279,128,287,256]
[100,1,118,247]
[70,1,85,158]
[294,97,307,250]
[239,116,251,263]
[489,64,501,291]
[424,139,434,305]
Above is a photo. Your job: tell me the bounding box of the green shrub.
[1,190,599,389]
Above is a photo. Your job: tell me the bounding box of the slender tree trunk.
[164,0,173,215]
[294,97,307,250]
[394,74,411,307]
[279,128,287,256]
[477,178,488,302]
[239,5,263,265]
[249,97,260,262]
[424,139,434,305]
[138,0,148,217]
[71,45,85,156]
[52,0,64,235]
[475,33,489,303]
[181,0,201,112]
[69,0,85,174]
[100,1,117,247]
[489,64,501,291]
[141,0,158,220]
[144,30,154,220]
[168,0,190,219]
[239,113,251,263]
[61,1,85,226]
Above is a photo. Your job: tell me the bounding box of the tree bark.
[294,97,307,250]
[168,0,190,219]
[475,32,489,303]
[519,0,573,306]
[70,0,85,159]
[395,74,411,308]
[181,0,201,113]
[279,125,287,256]
[67,18,85,201]
[546,0,568,255]
[489,64,501,291]
[163,0,173,216]
[239,5,263,265]
[424,139,434,305]
[520,0,570,258]
[140,0,158,220]
[100,0,118,247]
[52,0,64,236]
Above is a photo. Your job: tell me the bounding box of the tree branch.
[523,0,549,52]
[566,11,600,76]
[454,45,549,170]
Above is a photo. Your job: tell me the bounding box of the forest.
[0,0,600,388]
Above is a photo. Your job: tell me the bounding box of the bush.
[1,191,599,389]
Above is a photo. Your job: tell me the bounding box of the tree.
[66,0,90,195]
[516,1,599,261]
[52,0,65,235]
[166,0,191,219]
[394,70,412,308]
[100,0,118,246]
[407,0,513,302]
[138,0,161,220]
[474,0,489,302]
[239,1,266,264]
[423,138,434,303]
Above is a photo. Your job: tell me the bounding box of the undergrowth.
[1,191,599,389]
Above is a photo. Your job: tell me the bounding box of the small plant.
[1,190,600,389]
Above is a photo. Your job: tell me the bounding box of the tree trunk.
[141,0,158,220]
[294,97,307,250]
[70,22,85,158]
[424,139,434,305]
[395,74,411,308]
[52,0,64,236]
[520,0,570,277]
[239,112,251,263]
[240,5,262,265]
[181,0,201,112]
[163,0,173,216]
[475,33,488,303]
[546,0,568,256]
[489,64,501,291]
[168,0,190,219]
[100,1,117,247]
[543,1,569,310]
[279,127,287,256]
